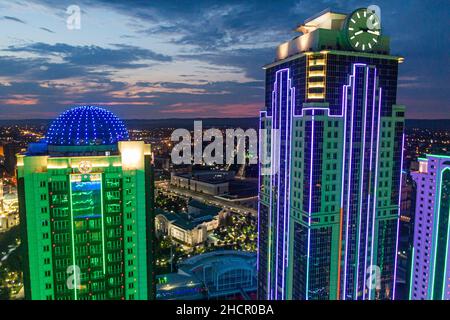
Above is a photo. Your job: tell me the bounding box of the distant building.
[171,171,233,196]
[216,178,258,210]
[0,214,6,231]
[3,143,24,176]
[154,156,170,171]
[156,250,257,300]
[155,200,223,246]
[410,154,450,300]
[0,178,3,212]
[0,213,18,231]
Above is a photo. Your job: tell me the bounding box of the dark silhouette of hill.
[0,118,448,130]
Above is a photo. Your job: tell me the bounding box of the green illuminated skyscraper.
[17,106,156,300]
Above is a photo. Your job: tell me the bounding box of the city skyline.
[0,1,449,303]
[0,0,449,120]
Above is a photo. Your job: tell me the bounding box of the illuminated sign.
[78,160,93,174]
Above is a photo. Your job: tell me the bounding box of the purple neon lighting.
[282,70,294,299]
[260,62,398,301]
[339,81,349,299]
[263,68,295,300]
[343,64,358,299]
[257,111,263,279]
[285,84,295,299]
[355,66,370,297]
[392,132,405,299]
[268,84,275,299]
[363,67,378,300]
[274,71,282,299]
[369,87,382,300]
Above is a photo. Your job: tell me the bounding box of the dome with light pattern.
[46,106,129,146]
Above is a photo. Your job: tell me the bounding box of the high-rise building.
[17,106,156,300]
[409,154,450,300]
[258,8,405,300]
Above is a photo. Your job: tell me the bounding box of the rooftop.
[46,106,129,147]
[156,200,221,230]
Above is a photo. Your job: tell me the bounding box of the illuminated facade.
[17,106,155,300]
[410,154,450,300]
[258,8,405,300]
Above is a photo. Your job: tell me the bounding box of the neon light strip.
[355,66,370,298]
[430,164,445,298]
[281,70,293,299]
[409,246,414,300]
[69,176,78,300]
[274,71,283,299]
[265,68,294,300]
[343,63,367,298]
[442,169,450,300]
[306,109,315,300]
[343,65,358,299]
[100,174,106,274]
[267,89,274,299]
[257,112,262,279]
[338,80,350,299]
[392,132,405,299]
[336,86,346,299]
[363,67,377,299]
[369,87,382,300]
[285,83,295,299]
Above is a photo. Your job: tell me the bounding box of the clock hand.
[367,30,380,35]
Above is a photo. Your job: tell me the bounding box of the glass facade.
[410,155,450,300]
[17,107,155,300]
[258,13,405,300]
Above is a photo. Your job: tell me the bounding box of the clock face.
[346,8,381,52]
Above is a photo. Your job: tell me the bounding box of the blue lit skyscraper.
[258,8,405,300]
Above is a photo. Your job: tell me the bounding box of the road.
[155,181,257,216]
[0,244,19,267]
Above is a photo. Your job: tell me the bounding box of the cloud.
[39,27,55,33]
[2,16,26,24]
[6,42,172,68]
[0,0,448,119]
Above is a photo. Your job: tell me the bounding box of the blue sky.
[0,0,448,119]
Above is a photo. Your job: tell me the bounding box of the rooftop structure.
[17,106,155,300]
[157,250,257,300]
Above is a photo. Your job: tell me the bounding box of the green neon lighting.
[431,167,450,298]
[100,176,106,274]
[425,154,450,159]
[441,168,450,299]
[69,175,78,300]
[409,246,414,300]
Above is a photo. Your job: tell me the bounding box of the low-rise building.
[170,171,233,196]
[155,200,223,246]
[156,250,257,300]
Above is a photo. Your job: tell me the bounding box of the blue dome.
[46,106,129,146]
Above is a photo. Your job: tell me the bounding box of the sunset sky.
[0,0,448,119]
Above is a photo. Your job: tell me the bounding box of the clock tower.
[258,8,405,300]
